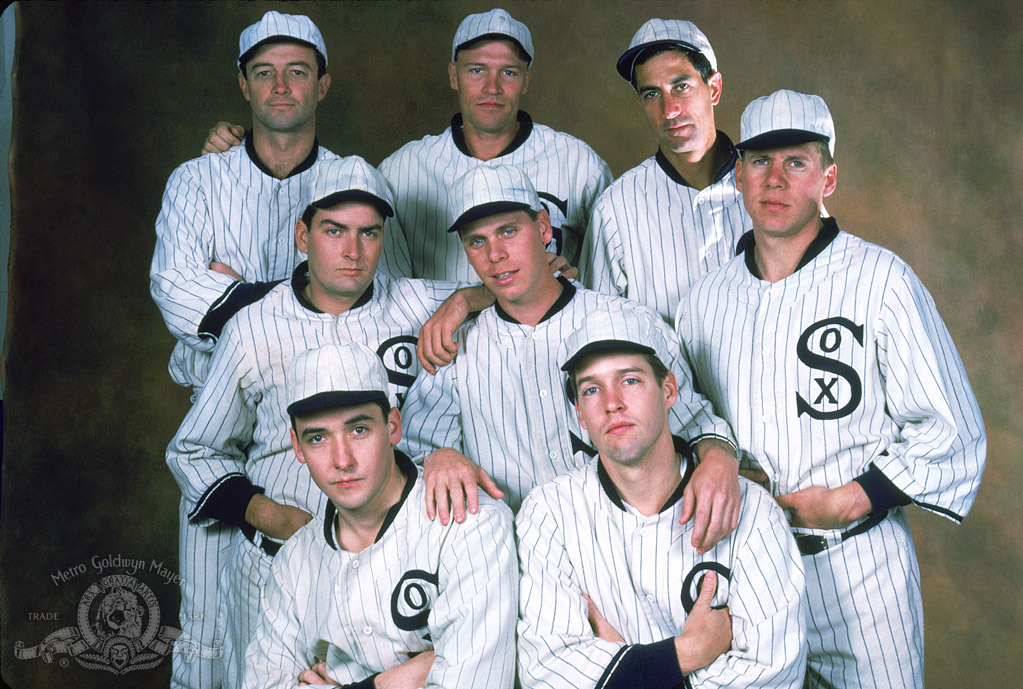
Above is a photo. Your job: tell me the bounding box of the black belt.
[794,510,888,556]
[245,529,283,558]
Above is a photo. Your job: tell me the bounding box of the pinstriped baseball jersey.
[675,227,985,519]
[166,266,461,523]
[244,460,517,689]
[399,281,735,512]
[379,112,612,281]
[516,453,806,689]
[579,144,748,325]
[151,142,412,389]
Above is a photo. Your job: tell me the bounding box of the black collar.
[244,134,320,179]
[323,450,418,550]
[654,131,738,188]
[450,110,534,158]
[290,261,374,313]
[736,216,841,280]
[494,276,576,324]
[597,436,695,514]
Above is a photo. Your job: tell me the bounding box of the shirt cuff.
[194,474,265,527]
[852,462,912,515]
[198,279,284,341]
[598,637,684,689]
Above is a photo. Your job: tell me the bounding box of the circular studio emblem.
[74,574,164,674]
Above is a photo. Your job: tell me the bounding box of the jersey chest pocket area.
[390,569,439,634]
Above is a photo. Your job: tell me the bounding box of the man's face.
[238,43,330,133]
[291,403,402,515]
[295,201,385,310]
[448,39,531,137]
[634,50,720,160]
[574,353,677,468]
[735,143,837,241]
[459,208,552,308]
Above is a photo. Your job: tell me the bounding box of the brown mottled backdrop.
[1,1,1019,687]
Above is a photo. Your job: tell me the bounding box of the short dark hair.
[631,46,714,89]
[290,399,391,433]
[566,351,670,404]
[454,35,531,65]
[240,38,327,79]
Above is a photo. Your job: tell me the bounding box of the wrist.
[694,439,738,467]
[840,481,872,523]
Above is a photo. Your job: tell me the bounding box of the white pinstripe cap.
[452,8,534,64]
[560,309,676,400]
[239,11,328,71]
[306,156,395,219]
[446,164,542,233]
[737,90,836,156]
[617,19,716,82]
[286,343,390,418]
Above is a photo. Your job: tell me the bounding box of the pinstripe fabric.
[579,152,748,325]
[516,461,806,689]
[151,145,411,389]
[243,478,517,689]
[676,229,986,688]
[379,116,612,281]
[399,286,735,512]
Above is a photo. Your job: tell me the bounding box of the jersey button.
[352,560,359,568]
[539,390,548,398]
[363,626,372,635]
[531,332,540,340]
[549,451,557,459]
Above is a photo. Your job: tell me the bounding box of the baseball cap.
[736,90,836,156]
[617,19,717,82]
[238,11,328,72]
[286,343,389,418]
[446,164,541,233]
[560,309,676,400]
[452,8,534,64]
[306,156,395,219]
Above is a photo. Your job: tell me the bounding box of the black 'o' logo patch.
[376,336,420,405]
[390,569,438,632]
[680,562,731,614]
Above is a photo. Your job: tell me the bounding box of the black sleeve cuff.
[198,279,284,341]
[597,638,684,689]
[195,475,265,527]
[337,673,380,689]
[853,462,912,515]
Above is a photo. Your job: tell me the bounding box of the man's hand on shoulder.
[422,448,503,525]
[682,439,741,554]
[244,494,312,541]
[546,251,578,281]
[417,286,494,374]
[202,122,245,155]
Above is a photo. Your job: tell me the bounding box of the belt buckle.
[796,534,829,556]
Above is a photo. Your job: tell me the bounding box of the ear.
[537,207,553,246]
[295,219,309,253]
[707,71,722,107]
[822,162,838,198]
[290,428,307,465]
[521,68,531,96]
[733,158,744,194]
[387,407,402,446]
[662,371,679,410]
[448,62,459,91]
[574,396,589,433]
[238,72,251,102]
[317,73,332,102]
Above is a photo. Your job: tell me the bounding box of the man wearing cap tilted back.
[243,343,515,689]
[579,19,749,326]
[152,12,354,689]
[675,90,986,688]
[516,311,806,689]
[400,164,744,561]
[166,156,492,687]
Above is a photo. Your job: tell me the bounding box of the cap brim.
[561,339,657,373]
[448,201,532,233]
[736,129,830,152]
[616,40,701,81]
[311,190,394,218]
[239,36,320,71]
[287,390,388,418]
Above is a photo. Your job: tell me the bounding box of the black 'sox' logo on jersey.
[390,569,438,632]
[795,317,864,420]
[376,336,419,407]
[538,192,569,256]
[681,562,731,613]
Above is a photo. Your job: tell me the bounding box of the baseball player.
[150,12,348,689]
[578,19,749,325]
[517,310,806,689]
[243,343,516,689]
[675,90,986,688]
[400,164,743,563]
[166,156,488,687]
